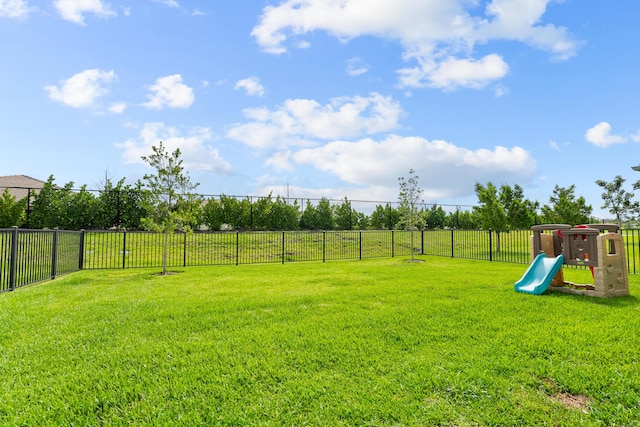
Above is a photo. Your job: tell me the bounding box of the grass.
[1,257,640,426]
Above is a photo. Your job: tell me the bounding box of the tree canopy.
[6,170,634,232]
[541,185,592,225]
[595,175,640,226]
[0,189,26,228]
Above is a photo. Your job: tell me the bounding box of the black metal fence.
[624,228,640,276]
[0,227,83,292]
[82,230,417,269]
[2,228,639,292]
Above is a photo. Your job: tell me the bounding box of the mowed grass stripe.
[0,258,639,426]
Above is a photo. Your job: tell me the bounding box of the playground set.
[514,224,629,297]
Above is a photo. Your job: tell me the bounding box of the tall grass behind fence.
[2,228,639,292]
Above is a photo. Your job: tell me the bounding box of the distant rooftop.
[0,175,48,200]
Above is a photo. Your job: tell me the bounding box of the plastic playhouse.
[514,224,629,297]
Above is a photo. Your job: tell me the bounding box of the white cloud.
[346,57,370,77]
[108,102,127,114]
[295,40,311,49]
[265,150,294,172]
[252,0,577,90]
[54,0,115,25]
[143,74,195,109]
[116,122,231,173]
[235,76,265,97]
[227,92,403,149]
[44,69,116,108]
[0,0,32,18]
[494,84,508,98]
[399,54,509,90]
[630,130,640,143]
[288,135,536,200]
[152,0,179,7]
[585,122,627,148]
[481,0,577,61]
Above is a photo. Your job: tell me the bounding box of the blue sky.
[1,0,639,217]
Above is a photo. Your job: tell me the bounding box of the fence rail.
[2,228,639,292]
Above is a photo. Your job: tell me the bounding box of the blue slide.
[514,253,564,295]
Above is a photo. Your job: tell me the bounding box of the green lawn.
[1,258,639,426]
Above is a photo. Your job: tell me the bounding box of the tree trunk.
[162,232,168,275]
[410,229,415,262]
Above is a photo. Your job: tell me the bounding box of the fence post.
[122,230,127,269]
[183,232,187,267]
[391,230,395,258]
[9,226,18,291]
[79,229,85,270]
[451,228,455,258]
[282,231,285,264]
[322,231,326,262]
[236,231,239,266]
[633,230,638,275]
[628,229,637,275]
[488,229,493,262]
[359,231,362,260]
[250,197,254,229]
[421,230,424,255]
[51,228,59,279]
[25,189,31,228]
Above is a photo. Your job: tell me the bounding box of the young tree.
[118,180,149,230]
[201,198,224,231]
[0,189,26,227]
[66,185,99,229]
[473,182,538,250]
[424,204,447,229]
[473,182,507,228]
[316,197,335,230]
[28,175,56,229]
[499,183,539,229]
[141,142,200,275]
[353,211,370,230]
[299,198,334,230]
[29,176,74,229]
[96,177,121,229]
[595,175,640,226]
[473,182,508,252]
[446,208,478,229]
[201,195,252,230]
[541,185,593,225]
[370,204,398,230]
[300,199,318,230]
[334,197,354,230]
[264,196,300,230]
[398,169,424,261]
[97,178,149,230]
[252,195,274,230]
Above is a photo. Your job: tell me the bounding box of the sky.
[1,0,639,218]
